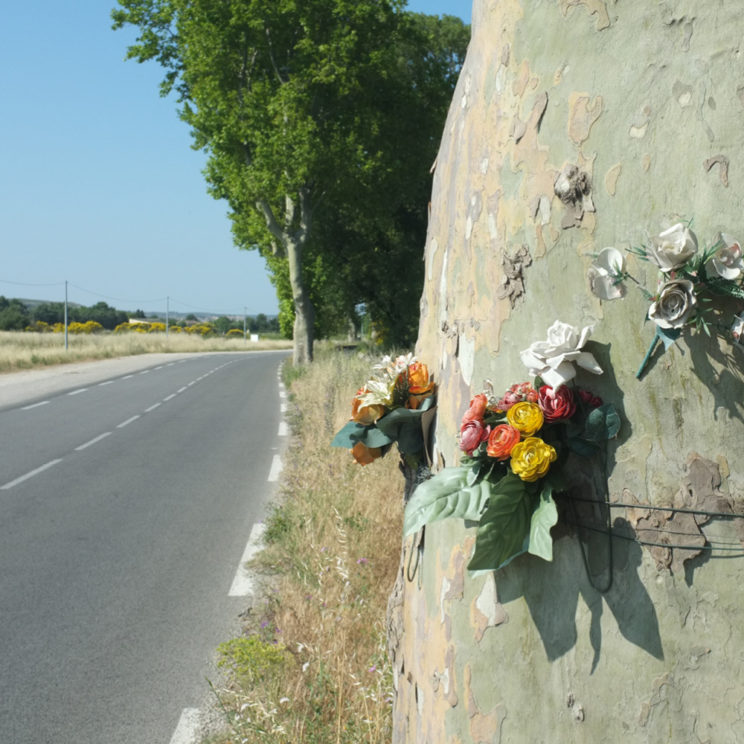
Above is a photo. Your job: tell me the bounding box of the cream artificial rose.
[520,320,603,389]
[647,223,698,272]
[708,233,744,281]
[588,247,626,300]
[648,279,697,329]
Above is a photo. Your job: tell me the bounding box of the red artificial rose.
[460,419,490,455]
[496,382,537,411]
[578,389,603,408]
[461,393,488,425]
[486,424,521,461]
[537,385,576,422]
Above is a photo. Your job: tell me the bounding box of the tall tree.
[112,0,468,362]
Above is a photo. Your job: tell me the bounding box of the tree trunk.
[286,232,314,365]
[257,191,315,365]
[391,1,744,742]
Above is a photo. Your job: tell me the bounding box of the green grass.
[204,348,405,744]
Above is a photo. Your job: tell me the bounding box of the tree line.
[0,297,279,335]
[112,0,470,363]
[0,298,130,331]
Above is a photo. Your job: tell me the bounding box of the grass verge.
[205,348,404,744]
[0,331,292,373]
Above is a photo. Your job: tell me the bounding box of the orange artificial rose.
[351,442,382,465]
[461,393,488,425]
[407,362,434,395]
[486,424,521,461]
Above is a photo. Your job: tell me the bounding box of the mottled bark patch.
[625,453,738,574]
[496,243,532,307]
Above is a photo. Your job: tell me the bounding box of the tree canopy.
[112,0,469,361]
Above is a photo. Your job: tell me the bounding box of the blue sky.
[0,1,471,317]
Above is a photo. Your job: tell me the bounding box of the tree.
[0,297,29,331]
[112,0,468,362]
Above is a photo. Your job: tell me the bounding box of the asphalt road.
[0,351,290,743]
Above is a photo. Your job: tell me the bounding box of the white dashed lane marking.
[1,459,63,491]
[116,415,140,429]
[229,523,267,597]
[75,432,112,451]
[168,708,200,744]
[6,360,232,491]
[21,401,49,411]
[267,455,283,483]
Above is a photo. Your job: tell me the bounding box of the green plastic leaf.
[403,467,491,536]
[467,473,533,572]
[565,436,599,457]
[331,421,394,449]
[375,407,426,454]
[583,403,621,442]
[466,460,482,487]
[527,482,558,562]
[331,421,367,448]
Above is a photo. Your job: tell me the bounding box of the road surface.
[0,351,289,743]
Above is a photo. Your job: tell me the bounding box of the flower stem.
[636,331,659,379]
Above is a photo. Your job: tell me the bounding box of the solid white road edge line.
[75,432,112,451]
[228,522,267,597]
[168,707,200,744]
[0,459,63,491]
[267,454,283,482]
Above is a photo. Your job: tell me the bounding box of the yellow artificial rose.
[506,401,544,437]
[509,437,557,482]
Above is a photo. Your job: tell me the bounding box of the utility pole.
[64,280,68,350]
[243,306,247,342]
[166,296,169,338]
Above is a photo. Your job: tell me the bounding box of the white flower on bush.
[708,233,744,280]
[588,247,626,300]
[520,320,603,389]
[648,279,697,329]
[647,223,698,272]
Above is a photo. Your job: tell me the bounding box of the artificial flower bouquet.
[404,322,619,573]
[588,222,744,377]
[332,354,436,466]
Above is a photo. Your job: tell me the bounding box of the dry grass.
[0,331,292,373]
[208,349,404,744]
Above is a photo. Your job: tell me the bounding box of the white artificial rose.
[648,279,697,329]
[647,223,698,272]
[708,233,744,280]
[520,320,603,389]
[588,247,626,300]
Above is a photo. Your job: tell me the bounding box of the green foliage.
[31,300,128,330]
[112,0,470,354]
[0,297,30,330]
[217,636,290,687]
